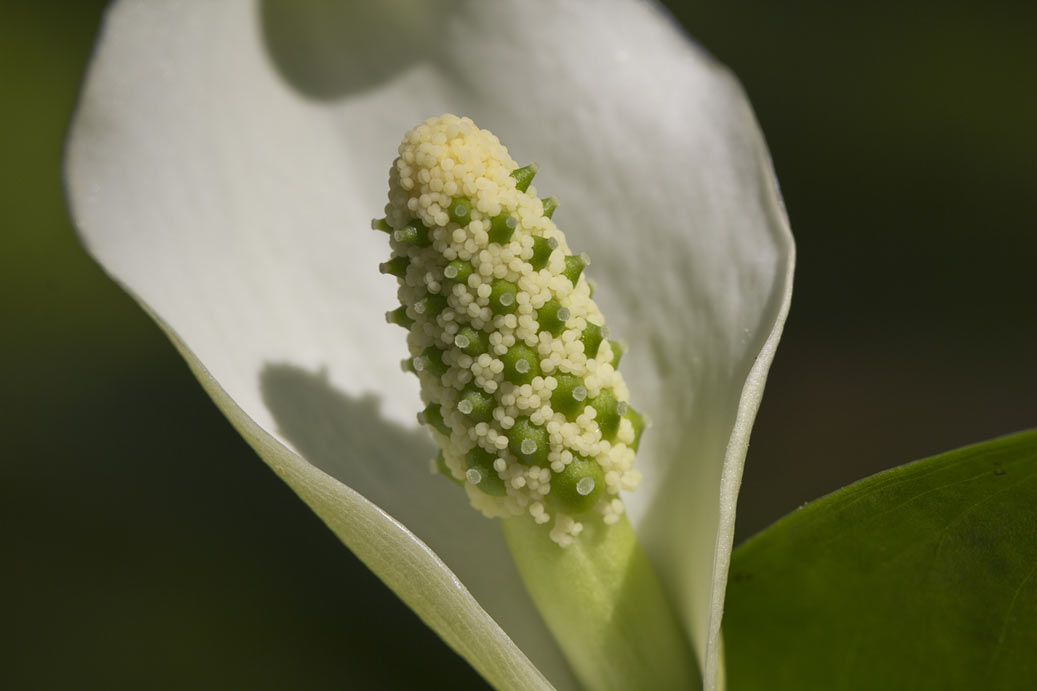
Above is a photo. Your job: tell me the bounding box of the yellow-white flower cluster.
[378,115,643,546]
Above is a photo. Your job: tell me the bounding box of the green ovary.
[551,374,588,421]
[453,325,487,356]
[489,278,519,315]
[443,258,473,283]
[501,343,541,384]
[465,446,507,496]
[507,417,550,468]
[549,455,605,514]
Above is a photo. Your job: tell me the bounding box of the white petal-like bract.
[66,2,793,689]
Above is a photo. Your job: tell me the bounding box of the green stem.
[502,515,700,691]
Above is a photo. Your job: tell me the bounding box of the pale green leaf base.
[724,428,1037,690]
[503,515,700,691]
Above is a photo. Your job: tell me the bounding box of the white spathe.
[65,1,794,690]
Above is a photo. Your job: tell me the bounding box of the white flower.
[65,1,794,689]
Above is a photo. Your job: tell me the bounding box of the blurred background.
[2,1,1034,688]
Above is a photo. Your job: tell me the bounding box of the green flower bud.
[448,197,472,225]
[529,235,557,271]
[550,454,605,514]
[443,259,473,284]
[507,417,549,467]
[501,343,541,385]
[394,218,431,247]
[551,374,589,421]
[379,255,410,278]
[562,253,589,285]
[433,451,463,487]
[465,446,507,496]
[608,339,625,368]
[453,325,488,356]
[419,403,451,437]
[414,293,447,318]
[624,406,647,451]
[589,389,622,442]
[488,213,518,244]
[457,385,494,423]
[385,305,414,329]
[489,278,519,315]
[581,321,605,358]
[510,163,538,192]
[413,346,447,378]
[541,196,559,219]
[536,299,570,337]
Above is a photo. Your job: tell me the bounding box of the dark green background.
[3,1,1034,689]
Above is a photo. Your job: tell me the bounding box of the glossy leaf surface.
[725,429,1037,690]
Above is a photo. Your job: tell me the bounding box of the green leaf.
[725,429,1037,690]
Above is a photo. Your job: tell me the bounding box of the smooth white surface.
[66,1,794,689]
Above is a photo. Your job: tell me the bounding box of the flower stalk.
[504,515,699,690]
